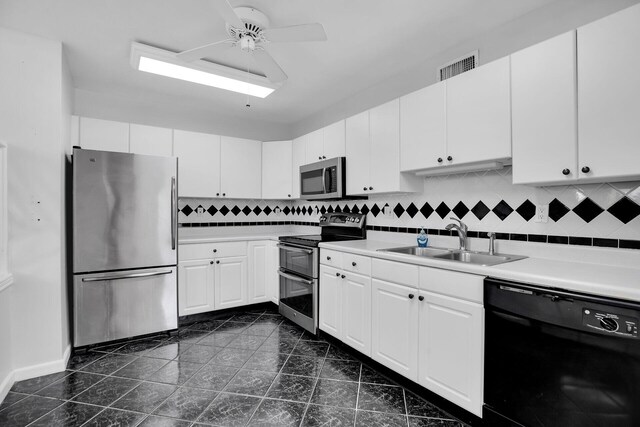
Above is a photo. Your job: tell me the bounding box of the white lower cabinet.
[342,272,371,355]
[418,290,484,416]
[371,278,419,381]
[248,241,279,305]
[214,256,248,310]
[178,259,215,316]
[319,265,342,338]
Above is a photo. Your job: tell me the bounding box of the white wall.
[292,0,640,137]
[0,26,71,386]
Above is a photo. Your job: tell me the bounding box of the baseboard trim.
[12,344,71,382]
[0,368,15,406]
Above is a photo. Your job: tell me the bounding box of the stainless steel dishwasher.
[484,278,640,427]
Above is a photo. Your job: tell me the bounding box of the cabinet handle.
[562,169,570,176]
[210,261,214,265]
[322,156,326,159]
[318,156,322,160]
[437,157,443,163]
[447,156,453,161]
[335,272,340,277]
[363,187,367,191]
[408,294,415,299]
[581,166,591,173]
[341,274,346,279]
[222,193,226,196]
[327,256,331,260]
[369,186,373,190]
[216,260,220,264]
[418,295,424,301]
[213,249,217,253]
[288,194,291,197]
[216,193,220,196]
[351,261,356,266]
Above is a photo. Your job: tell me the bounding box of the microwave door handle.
[324,167,331,194]
[321,167,326,194]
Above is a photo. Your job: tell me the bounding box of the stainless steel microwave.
[300,157,345,200]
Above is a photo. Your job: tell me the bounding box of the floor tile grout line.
[354,363,363,427]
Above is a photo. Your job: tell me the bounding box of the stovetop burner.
[278,212,366,247]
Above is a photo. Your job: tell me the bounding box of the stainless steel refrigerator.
[72,148,178,347]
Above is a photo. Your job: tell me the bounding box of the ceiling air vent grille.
[438,51,478,81]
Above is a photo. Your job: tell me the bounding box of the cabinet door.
[220,136,262,199]
[400,82,447,172]
[370,99,401,193]
[173,130,221,198]
[79,117,129,153]
[129,124,173,157]
[248,242,269,304]
[342,272,371,356]
[345,111,370,196]
[178,259,214,316]
[319,265,342,338]
[305,129,324,162]
[371,278,418,380]
[418,291,484,417]
[291,136,306,199]
[512,31,578,185]
[578,3,640,182]
[447,57,511,165]
[214,256,248,310]
[262,141,293,199]
[267,241,279,305]
[323,120,346,159]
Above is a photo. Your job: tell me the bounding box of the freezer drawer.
[73,267,178,347]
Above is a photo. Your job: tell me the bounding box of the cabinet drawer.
[372,259,419,288]
[179,241,247,261]
[419,266,484,303]
[320,249,342,268]
[342,253,371,276]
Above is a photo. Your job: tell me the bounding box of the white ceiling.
[0,0,560,127]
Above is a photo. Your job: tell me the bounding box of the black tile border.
[179,221,320,228]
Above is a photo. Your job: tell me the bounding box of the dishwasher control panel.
[583,308,638,338]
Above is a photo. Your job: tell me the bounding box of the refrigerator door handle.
[171,176,177,250]
[81,269,173,282]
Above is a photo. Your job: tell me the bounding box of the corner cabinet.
[248,240,279,305]
[346,99,422,196]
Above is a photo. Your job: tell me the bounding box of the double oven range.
[277,213,366,334]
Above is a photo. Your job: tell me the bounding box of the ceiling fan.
[177,0,327,83]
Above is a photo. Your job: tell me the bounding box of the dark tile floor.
[0,307,465,427]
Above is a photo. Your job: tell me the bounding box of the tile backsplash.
[179,168,640,246]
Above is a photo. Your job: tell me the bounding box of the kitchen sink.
[379,246,526,266]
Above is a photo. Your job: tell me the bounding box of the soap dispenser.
[417,227,428,247]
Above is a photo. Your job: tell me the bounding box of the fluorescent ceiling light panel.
[130,42,277,98]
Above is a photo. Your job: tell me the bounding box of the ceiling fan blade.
[177,39,234,62]
[211,0,244,28]
[252,49,288,83]
[262,23,327,43]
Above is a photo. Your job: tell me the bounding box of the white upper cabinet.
[512,31,578,185]
[305,129,324,162]
[262,140,293,200]
[79,117,129,153]
[446,56,512,166]
[346,100,421,196]
[322,120,346,159]
[400,82,447,172]
[173,130,221,198]
[577,3,640,182]
[220,136,262,199]
[129,124,173,157]
[291,136,305,199]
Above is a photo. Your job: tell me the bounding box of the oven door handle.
[276,244,314,255]
[278,270,314,286]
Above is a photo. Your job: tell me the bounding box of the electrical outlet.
[534,204,549,223]
[195,206,205,216]
[383,204,393,218]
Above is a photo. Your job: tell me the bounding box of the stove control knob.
[355,218,360,223]
[600,317,619,332]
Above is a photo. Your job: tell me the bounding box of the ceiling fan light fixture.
[130,42,277,98]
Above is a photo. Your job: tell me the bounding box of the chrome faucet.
[487,232,496,255]
[445,217,468,251]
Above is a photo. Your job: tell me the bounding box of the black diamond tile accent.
[573,198,604,223]
[296,207,301,215]
[327,205,334,213]
[334,205,342,213]
[361,204,370,215]
[452,202,469,219]
[219,205,230,216]
[343,205,351,213]
[471,201,490,220]
[420,203,434,219]
[283,206,291,215]
[607,197,640,224]
[516,200,536,221]
[207,205,218,216]
[242,206,252,216]
[351,205,360,214]
[548,198,570,222]
[181,205,193,217]
[320,206,327,214]
[405,203,419,218]
[231,205,241,216]
[492,200,514,221]
[370,204,380,217]
[302,207,307,215]
[393,203,405,217]
[435,202,451,219]
[252,206,262,215]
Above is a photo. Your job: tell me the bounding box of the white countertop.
[178,225,317,244]
[319,240,640,303]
